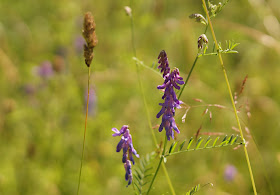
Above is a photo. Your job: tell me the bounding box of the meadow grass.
[0,0,279,194]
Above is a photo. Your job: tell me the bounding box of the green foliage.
[207,0,230,17]
[186,184,201,195]
[198,40,240,57]
[164,135,244,157]
[132,57,162,78]
[133,152,156,195]
[186,183,213,195]
[219,40,240,54]
[0,0,279,194]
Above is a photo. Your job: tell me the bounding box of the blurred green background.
[0,0,280,194]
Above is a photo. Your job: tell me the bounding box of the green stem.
[128,2,175,194]
[147,136,168,195]
[129,2,157,147]
[178,55,198,100]
[201,1,257,194]
[77,67,91,195]
[177,24,208,101]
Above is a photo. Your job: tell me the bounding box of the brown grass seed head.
[82,12,98,67]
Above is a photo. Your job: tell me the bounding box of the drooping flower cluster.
[156,51,184,140]
[112,125,139,186]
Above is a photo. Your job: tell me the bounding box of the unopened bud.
[124,6,132,17]
[189,13,207,25]
[197,34,208,49]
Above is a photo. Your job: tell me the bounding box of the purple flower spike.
[157,51,184,140]
[112,125,139,186]
[124,160,132,187]
[158,50,170,77]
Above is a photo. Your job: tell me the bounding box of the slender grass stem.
[201,1,257,194]
[128,2,175,194]
[147,136,168,195]
[77,67,91,195]
[129,3,157,147]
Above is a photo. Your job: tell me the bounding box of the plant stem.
[177,24,208,101]
[128,2,175,194]
[129,1,158,147]
[77,67,91,195]
[178,55,198,100]
[201,1,257,194]
[147,136,168,195]
[145,14,210,195]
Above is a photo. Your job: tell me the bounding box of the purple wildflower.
[156,51,184,140]
[124,160,132,186]
[34,61,53,79]
[224,165,237,182]
[112,125,139,186]
[158,50,170,77]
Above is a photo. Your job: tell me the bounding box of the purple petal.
[116,138,125,152]
[119,125,128,134]
[112,128,121,137]
[176,80,184,85]
[157,84,166,89]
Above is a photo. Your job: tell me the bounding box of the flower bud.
[189,13,207,25]
[197,34,208,49]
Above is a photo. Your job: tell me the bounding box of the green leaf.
[179,139,187,151]
[186,184,200,195]
[169,142,176,153]
[163,135,244,158]
[212,137,220,147]
[228,134,234,144]
[134,182,141,194]
[222,135,228,142]
[186,183,213,195]
[170,142,178,154]
[195,137,204,149]
[230,136,238,145]
[204,136,212,148]
[132,152,156,195]
[187,137,194,150]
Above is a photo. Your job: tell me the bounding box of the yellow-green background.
[0,0,279,194]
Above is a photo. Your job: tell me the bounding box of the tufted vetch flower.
[112,125,139,186]
[156,51,184,140]
[158,50,170,77]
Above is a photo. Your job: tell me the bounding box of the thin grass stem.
[146,136,168,195]
[77,67,91,195]
[201,1,257,194]
[128,2,175,194]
